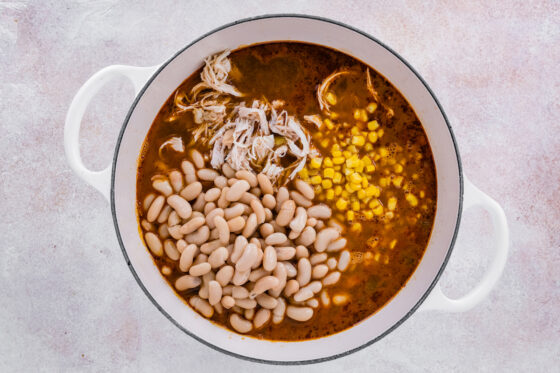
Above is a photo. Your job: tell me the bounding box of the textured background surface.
[1,1,559,371]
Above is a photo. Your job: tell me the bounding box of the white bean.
[157,205,172,224]
[175,275,201,291]
[295,226,316,246]
[250,276,279,298]
[191,193,206,212]
[327,257,337,270]
[169,170,184,192]
[310,253,328,265]
[163,239,180,261]
[217,187,230,208]
[204,187,221,202]
[208,281,222,306]
[232,269,250,286]
[189,262,211,276]
[283,262,297,278]
[290,191,312,208]
[235,170,258,188]
[235,298,257,309]
[236,243,257,272]
[190,150,205,169]
[314,228,339,252]
[185,225,210,245]
[332,293,350,306]
[295,245,309,258]
[269,262,287,297]
[146,196,165,222]
[242,213,258,238]
[312,264,329,279]
[259,223,274,238]
[286,306,313,322]
[250,199,266,225]
[275,246,296,261]
[167,225,183,240]
[327,238,347,252]
[215,265,234,287]
[222,163,235,178]
[294,179,315,200]
[190,296,213,318]
[276,200,296,227]
[153,178,173,196]
[180,181,202,201]
[257,173,274,194]
[322,271,341,286]
[321,290,330,307]
[253,308,271,329]
[244,308,254,321]
[226,180,250,201]
[200,239,221,254]
[231,236,248,263]
[180,216,205,235]
[284,279,300,297]
[227,216,246,232]
[262,194,276,209]
[256,294,278,309]
[179,244,198,272]
[307,204,332,219]
[221,295,235,309]
[208,247,229,268]
[141,219,153,232]
[166,195,191,220]
[213,215,230,245]
[168,210,180,227]
[293,287,314,302]
[289,207,307,234]
[272,298,286,324]
[224,204,245,220]
[297,258,311,287]
[158,224,169,239]
[143,193,156,212]
[145,232,163,256]
[181,160,197,184]
[338,250,351,271]
[232,286,249,299]
[276,187,289,212]
[214,175,228,188]
[265,232,287,246]
[262,246,277,272]
[230,313,252,333]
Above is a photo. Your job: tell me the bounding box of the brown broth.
[136,42,436,340]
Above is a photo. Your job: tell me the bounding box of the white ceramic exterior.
[64,15,508,364]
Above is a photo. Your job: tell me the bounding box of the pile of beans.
[140,150,352,334]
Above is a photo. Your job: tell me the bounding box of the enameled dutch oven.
[64,15,509,364]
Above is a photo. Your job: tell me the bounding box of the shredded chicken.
[317,70,351,114]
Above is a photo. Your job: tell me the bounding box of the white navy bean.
[143,193,156,212]
[297,259,311,287]
[295,179,315,200]
[327,238,347,252]
[286,306,313,322]
[276,187,289,212]
[212,215,230,245]
[269,262,287,297]
[332,293,350,306]
[158,223,169,239]
[208,247,229,268]
[214,175,228,188]
[257,173,274,194]
[167,225,183,240]
[262,246,277,272]
[314,228,339,252]
[208,281,222,306]
[180,181,202,201]
[200,239,221,254]
[189,262,211,276]
[224,204,244,220]
[244,308,254,321]
[181,160,197,184]
[204,187,220,202]
[265,232,287,246]
[153,178,173,196]
[185,225,210,245]
[221,295,235,309]
[215,265,234,287]
[190,296,214,318]
[235,170,258,187]
[293,287,314,302]
[141,219,153,232]
[256,294,278,309]
[222,163,235,178]
[338,250,351,271]
[227,216,245,232]
[232,269,250,286]
[284,279,300,297]
[239,192,257,205]
[231,236,248,263]
[193,253,208,266]
[175,275,201,291]
[307,204,332,219]
[250,199,265,225]
[232,286,249,299]
[276,200,296,227]
[253,308,271,329]
[169,170,184,192]
[230,313,252,333]
[306,298,319,308]
[306,217,317,227]
[236,243,257,272]
[312,264,329,279]
[289,207,307,234]
[242,213,258,237]
[275,247,296,261]
[250,276,279,298]
[226,180,250,201]
[327,257,337,270]
[192,193,206,212]
[262,194,276,209]
[180,216,205,234]
[295,245,309,259]
[147,195,165,222]
[272,298,286,324]
[203,202,215,216]
[322,271,341,286]
[190,149,205,169]
[284,261,297,278]
[290,191,312,208]
[167,194,192,219]
[168,210,180,227]
[296,226,316,246]
[235,298,257,309]
[205,208,224,229]
[157,205,172,224]
[179,244,198,272]
[259,223,274,238]
[145,232,163,256]
[163,239,180,261]
[310,253,328,265]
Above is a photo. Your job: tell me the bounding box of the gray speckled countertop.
[1,1,559,371]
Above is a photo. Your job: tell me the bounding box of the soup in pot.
[136,43,436,340]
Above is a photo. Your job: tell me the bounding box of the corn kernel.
[390,239,397,249]
[355,162,364,173]
[324,157,333,167]
[374,252,381,262]
[378,128,385,138]
[387,197,397,211]
[310,175,322,185]
[323,167,335,179]
[314,185,323,194]
[367,131,378,143]
[349,173,362,184]
[361,156,372,166]
[420,191,425,198]
[333,172,343,184]
[351,126,361,135]
[379,177,389,187]
[345,184,355,194]
[364,143,373,152]
[373,205,384,215]
[334,185,343,196]
[324,118,335,130]
[393,176,403,188]
[385,211,394,219]
[351,135,365,146]
[334,165,341,171]
[310,158,323,169]
[320,139,330,148]
[351,201,360,211]
[350,222,362,232]
[367,120,379,131]
[342,150,352,158]
[336,198,348,210]
[344,168,353,176]
[332,149,342,157]
[353,109,362,120]
[364,210,374,219]
[299,168,309,179]
[406,193,419,206]
[366,103,378,113]
[360,110,368,122]
[326,189,335,200]
[347,211,355,221]
[330,112,339,120]
[326,92,337,105]
[369,199,380,208]
[341,190,349,198]
[332,143,340,151]
[322,179,333,189]
[357,189,367,200]
[379,147,389,157]
[394,164,403,173]
[333,156,345,165]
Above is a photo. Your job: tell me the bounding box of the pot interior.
[112,15,461,363]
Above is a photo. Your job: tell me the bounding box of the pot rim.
[110,13,463,365]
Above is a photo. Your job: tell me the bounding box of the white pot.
[64,15,509,364]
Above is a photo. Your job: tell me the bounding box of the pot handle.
[64,64,160,201]
[419,176,509,312]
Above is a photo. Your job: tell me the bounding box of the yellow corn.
[333,156,345,165]
[324,118,335,130]
[366,103,378,113]
[406,193,418,206]
[373,205,384,215]
[336,198,348,210]
[387,197,397,211]
[345,183,355,194]
[323,167,335,179]
[332,143,341,152]
[351,201,360,211]
[351,127,361,135]
[420,190,425,198]
[378,128,385,138]
[350,222,362,232]
[310,158,323,169]
[367,120,380,130]
[333,172,343,184]
[357,189,367,200]
[393,176,403,188]
[366,165,375,173]
[347,211,355,221]
[362,156,372,166]
[322,179,333,189]
[310,175,322,185]
[364,143,373,152]
[334,185,343,196]
[330,112,339,120]
[320,139,330,148]
[390,239,397,249]
[341,190,349,198]
[367,131,378,143]
[394,163,403,173]
[369,199,380,208]
[363,210,374,219]
[326,189,335,200]
[299,168,309,180]
[353,109,361,120]
[349,173,362,184]
[324,157,333,167]
[342,150,352,158]
[379,147,389,157]
[326,92,337,105]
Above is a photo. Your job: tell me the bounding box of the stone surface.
[1,1,558,371]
